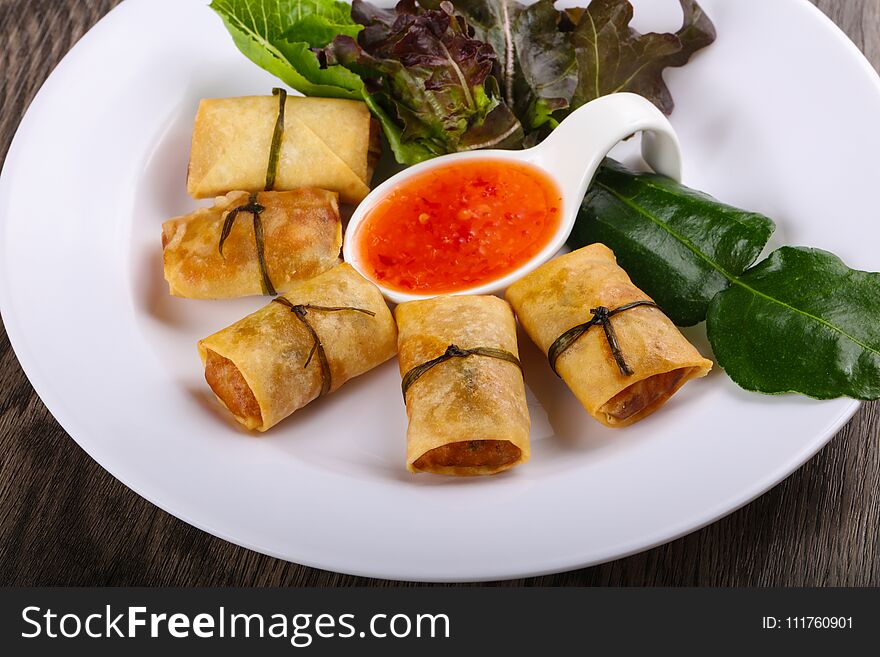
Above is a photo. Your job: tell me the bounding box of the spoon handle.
[531,92,683,213]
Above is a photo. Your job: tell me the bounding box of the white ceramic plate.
[1,0,876,582]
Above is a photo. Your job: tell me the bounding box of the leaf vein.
[587,12,600,99]
[728,277,880,357]
[594,180,739,282]
[638,177,769,232]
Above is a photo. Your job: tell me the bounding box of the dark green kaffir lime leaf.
[570,159,775,326]
[707,247,880,400]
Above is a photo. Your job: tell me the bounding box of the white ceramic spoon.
[343,92,682,304]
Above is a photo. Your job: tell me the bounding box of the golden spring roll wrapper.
[505,244,712,428]
[198,263,397,431]
[395,296,530,475]
[187,96,379,204]
[162,189,342,299]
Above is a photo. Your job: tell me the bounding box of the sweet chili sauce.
[357,160,562,294]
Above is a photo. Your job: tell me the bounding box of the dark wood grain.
[1,0,878,587]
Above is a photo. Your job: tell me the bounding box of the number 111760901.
[763,617,853,630]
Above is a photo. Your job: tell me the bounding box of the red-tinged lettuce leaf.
[512,0,577,130]
[568,0,715,114]
[426,0,574,129]
[422,0,523,106]
[432,0,713,132]
[324,34,452,154]
[323,0,521,163]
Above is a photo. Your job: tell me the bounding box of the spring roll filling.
[600,367,694,421]
[203,349,263,429]
[412,440,522,472]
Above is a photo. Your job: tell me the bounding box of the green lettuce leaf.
[570,159,775,326]
[210,0,363,99]
[707,247,880,399]
[276,40,364,93]
[360,91,438,165]
[283,4,362,47]
[422,0,523,106]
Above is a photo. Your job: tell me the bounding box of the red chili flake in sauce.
[358,160,562,294]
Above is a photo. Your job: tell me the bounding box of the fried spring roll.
[162,189,341,299]
[187,95,380,204]
[198,263,397,431]
[506,244,712,427]
[395,296,530,475]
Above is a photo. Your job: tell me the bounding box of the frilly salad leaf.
[566,0,716,115]
[211,0,715,163]
[422,0,522,106]
[512,0,577,135]
[322,0,522,160]
[570,159,775,327]
[436,0,714,126]
[574,160,880,401]
[707,248,880,400]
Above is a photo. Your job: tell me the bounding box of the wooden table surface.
[1,0,878,586]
